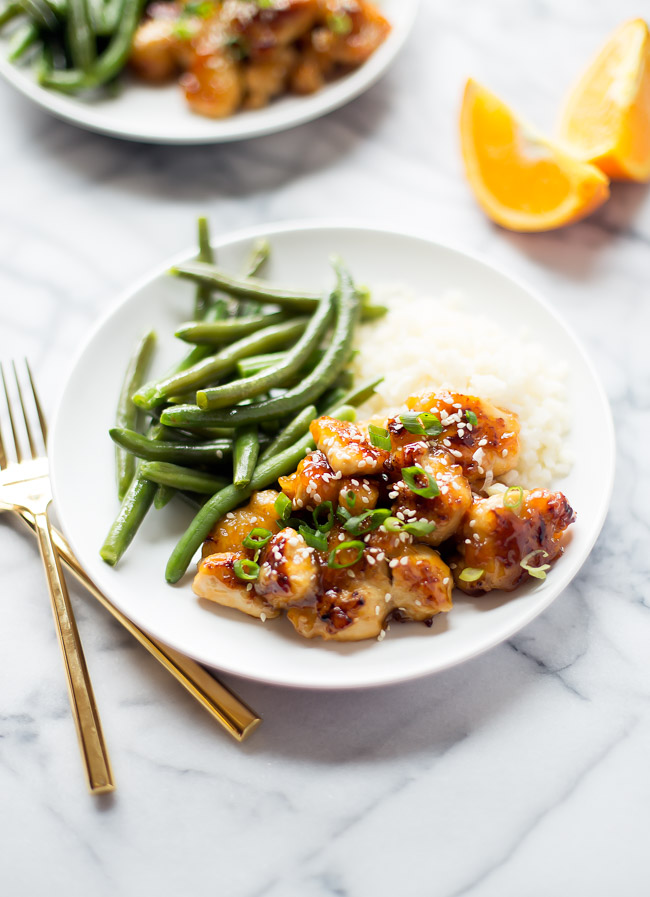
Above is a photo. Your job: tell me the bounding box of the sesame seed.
[443,577,449,585]
[400,556,409,565]
[377,630,386,642]
[502,449,508,457]
[384,592,391,602]
[260,612,267,622]
[415,599,422,607]
[389,559,398,568]
[375,605,380,615]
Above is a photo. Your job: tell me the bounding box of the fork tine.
[13,360,38,460]
[26,359,47,445]
[1,362,22,463]
[0,399,6,470]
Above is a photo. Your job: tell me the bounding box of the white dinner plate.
[0,0,418,144]
[50,222,615,689]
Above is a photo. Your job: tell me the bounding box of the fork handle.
[33,510,114,794]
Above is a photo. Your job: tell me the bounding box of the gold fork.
[0,360,114,794]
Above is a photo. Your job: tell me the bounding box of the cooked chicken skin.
[194,551,280,619]
[193,392,574,642]
[390,546,453,621]
[256,528,318,610]
[310,415,388,476]
[202,489,281,556]
[399,390,521,484]
[130,0,390,118]
[385,442,473,546]
[453,489,576,594]
[279,450,379,512]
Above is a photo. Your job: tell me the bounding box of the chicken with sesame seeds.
[279,449,380,512]
[403,390,521,484]
[130,0,390,118]
[310,415,389,476]
[453,488,576,594]
[385,441,472,546]
[194,551,281,620]
[256,528,319,610]
[193,390,574,643]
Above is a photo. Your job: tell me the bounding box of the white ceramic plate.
[0,0,418,144]
[50,222,615,689]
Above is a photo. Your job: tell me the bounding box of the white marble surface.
[1,1,649,894]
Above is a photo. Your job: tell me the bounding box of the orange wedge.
[460,79,610,232]
[558,19,650,182]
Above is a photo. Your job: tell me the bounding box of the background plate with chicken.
[0,0,417,143]
[50,222,614,689]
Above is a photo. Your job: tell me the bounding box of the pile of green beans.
[0,0,144,93]
[99,218,385,581]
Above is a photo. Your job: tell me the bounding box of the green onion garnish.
[233,558,260,581]
[328,540,365,569]
[346,490,356,508]
[403,520,436,538]
[242,528,273,551]
[299,525,328,552]
[402,466,440,499]
[399,412,426,435]
[368,424,391,451]
[458,567,484,583]
[382,516,436,537]
[313,501,334,533]
[520,550,551,580]
[274,492,292,523]
[399,411,443,438]
[337,505,352,523]
[465,410,478,426]
[343,508,391,536]
[503,486,524,513]
[327,11,353,35]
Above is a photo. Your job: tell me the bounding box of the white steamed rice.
[353,286,572,489]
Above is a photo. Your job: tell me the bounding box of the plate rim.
[50,219,616,690]
[0,0,420,144]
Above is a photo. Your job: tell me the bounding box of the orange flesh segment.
[460,79,610,232]
[558,19,650,181]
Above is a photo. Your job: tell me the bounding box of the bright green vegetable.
[67,0,95,71]
[402,466,440,500]
[175,310,287,345]
[100,472,157,566]
[140,461,229,495]
[194,216,214,321]
[328,540,365,569]
[233,426,259,487]
[133,317,309,410]
[259,404,318,462]
[197,291,334,410]
[114,330,156,501]
[7,20,39,60]
[236,351,287,378]
[110,427,232,466]
[161,260,359,429]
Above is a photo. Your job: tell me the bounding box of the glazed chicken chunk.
[396,390,521,484]
[310,415,388,476]
[278,449,379,512]
[453,488,576,593]
[385,441,472,546]
[256,528,318,610]
[194,551,280,620]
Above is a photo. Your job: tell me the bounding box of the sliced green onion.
[233,558,260,581]
[299,524,328,552]
[399,412,426,436]
[402,466,440,499]
[403,519,436,538]
[337,505,352,523]
[458,567,484,583]
[503,486,524,514]
[328,540,365,569]
[345,490,356,508]
[313,501,334,533]
[520,550,551,580]
[399,411,442,438]
[382,516,436,538]
[343,508,391,536]
[274,492,291,524]
[243,528,273,551]
[420,413,443,437]
[327,11,353,34]
[368,424,391,451]
[465,410,478,426]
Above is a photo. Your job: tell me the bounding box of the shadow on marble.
[3,76,396,204]
[499,181,650,280]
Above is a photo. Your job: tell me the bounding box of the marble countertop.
[1,1,648,894]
